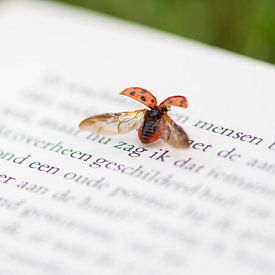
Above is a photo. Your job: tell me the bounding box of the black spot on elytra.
[180,99,186,105]
[141,90,147,94]
[140,96,146,102]
[151,99,155,103]
[130,91,136,96]
[168,100,173,104]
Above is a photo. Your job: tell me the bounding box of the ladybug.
[79,87,189,148]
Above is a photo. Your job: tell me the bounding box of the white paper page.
[0,1,275,275]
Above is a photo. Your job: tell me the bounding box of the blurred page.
[0,0,275,274]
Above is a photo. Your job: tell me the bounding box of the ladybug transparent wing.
[79,109,146,135]
[120,87,157,109]
[161,114,189,148]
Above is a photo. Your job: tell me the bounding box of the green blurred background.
[52,0,275,64]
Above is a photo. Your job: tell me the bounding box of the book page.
[0,1,275,274]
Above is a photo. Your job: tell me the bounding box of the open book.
[0,0,275,274]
